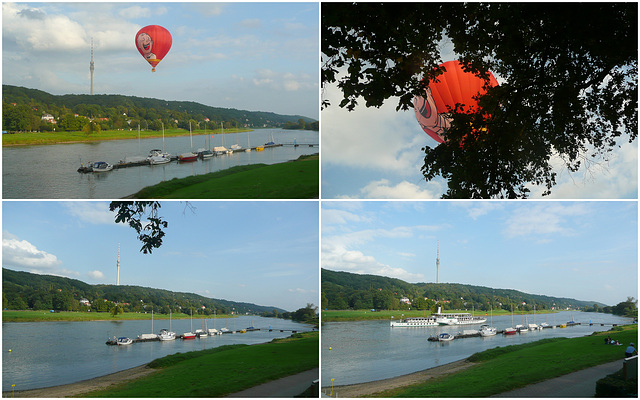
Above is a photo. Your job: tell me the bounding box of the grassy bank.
[321,308,556,322]
[2,128,250,147]
[129,154,319,199]
[86,331,319,397]
[374,325,637,397]
[2,310,235,323]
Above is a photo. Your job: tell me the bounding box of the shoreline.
[321,358,476,398]
[3,364,157,398]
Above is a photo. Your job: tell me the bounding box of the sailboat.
[148,123,171,164]
[183,309,196,339]
[213,122,229,155]
[245,134,251,152]
[504,305,517,335]
[179,122,198,162]
[138,309,158,340]
[159,309,176,341]
[230,127,243,152]
[480,307,497,337]
[208,310,221,335]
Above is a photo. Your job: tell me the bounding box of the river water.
[320,311,634,387]
[2,315,313,391]
[2,129,318,199]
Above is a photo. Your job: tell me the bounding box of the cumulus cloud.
[3,235,62,272]
[87,270,105,280]
[63,202,114,225]
[503,203,592,238]
[358,179,443,199]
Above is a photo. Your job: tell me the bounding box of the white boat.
[434,306,487,326]
[197,148,214,159]
[158,329,176,341]
[92,161,113,172]
[479,324,497,337]
[516,324,528,333]
[183,309,196,339]
[195,329,208,338]
[147,149,171,164]
[207,328,221,336]
[230,143,243,152]
[528,323,540,331]
[158,310,176,341]
[117,337,132,345]
[220,327,231,334]
[390,316,438,327]
[213,146,227,156]
[437,333,455,342]
[503,327,518,335]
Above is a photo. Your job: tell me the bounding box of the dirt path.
[3,364,158,398]
[321,359,476,397]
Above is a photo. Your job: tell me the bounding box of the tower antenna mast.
[436,241,440,284]
[116,243,120,286]
[90,38,94,95]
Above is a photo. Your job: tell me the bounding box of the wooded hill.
[2,268,288,315]
[2,84,319,132]
[321,269,606,312]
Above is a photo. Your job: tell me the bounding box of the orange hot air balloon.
[414,60,499,144]
[135,25,172,72]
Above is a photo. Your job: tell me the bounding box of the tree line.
[2,84,318,133]
[321,269,605,313]
[2,268,287,316]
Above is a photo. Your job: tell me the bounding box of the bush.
[595,369,638,397]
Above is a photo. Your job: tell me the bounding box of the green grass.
[1,310,234,323]
[374,325,637,397]
[85,331,319,397]
[321,308,554,322]
[2,128,249,147]
[130,154,319,199]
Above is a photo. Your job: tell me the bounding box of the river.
[2,315,313,391]
[320,311,634,387]
[2,129,318,199]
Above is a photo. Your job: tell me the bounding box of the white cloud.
[3,236,62,272]
[87,270,105,280]
[503,203,592,238]
[63,202,114,225]
[357,179,443,199]
[454,202,504,220]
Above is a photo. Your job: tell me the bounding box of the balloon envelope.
[414,60,498,144]
[135,25,172,72]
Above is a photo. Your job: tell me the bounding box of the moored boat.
[479,324,497,337]
[437,333,455,342]
[503,327,518,335]
[116,337,132,345]
[92,161,113,172]
[158,329,176,341]
[197,148,214,159]
[195,329,208,338]
[179,152,198,162]
[182,332,196,339]
[207,328,221,336]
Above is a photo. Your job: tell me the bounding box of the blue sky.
[2,201,319,311]
[321,201,638,306]
[2,2,319,119]
[321,41,638,199]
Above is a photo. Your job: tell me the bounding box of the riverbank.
[2,128,252,147]
[128,153,319,199]
[322,325,637,397]
[2,310,235,323]
[5,331,319,398]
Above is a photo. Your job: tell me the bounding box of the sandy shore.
[321,359,476,398]
[2,364,158,398]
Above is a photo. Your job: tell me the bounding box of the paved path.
[225,368,318,398]
[491,360,622,397]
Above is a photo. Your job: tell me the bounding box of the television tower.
[116,243,120,286]
[89,38,94,95]
[436,241,440,284]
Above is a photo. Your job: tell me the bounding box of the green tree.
[322,3,637,198]
[83,120,101,135]
[109,201,169,254]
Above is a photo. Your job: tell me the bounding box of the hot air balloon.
[414,60,499,144]
[135,25,172,72]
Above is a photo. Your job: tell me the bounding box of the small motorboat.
[178,152,198,162]
[158,329,176,341]
[437,333,455,342]
[116,337,132,345]
[92,161,113,172]
[479,325,497,337]
[503,327,518,335]
[182,332,196,340]
[197,148,214,159]
[207,328,221,336]
[194,329,208,338]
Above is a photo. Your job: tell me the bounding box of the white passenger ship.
[434,307,487,325]
[390,307,486,327]
[390,316,438,327]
